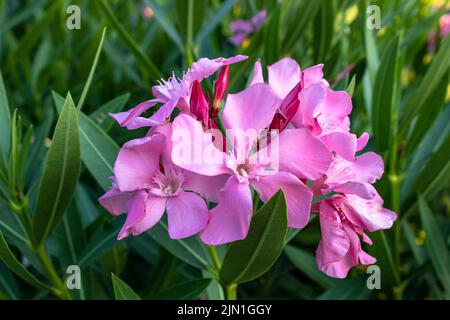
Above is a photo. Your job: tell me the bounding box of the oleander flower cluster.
[98,55,397,278]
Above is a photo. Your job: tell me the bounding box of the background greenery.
[0,0,449,300]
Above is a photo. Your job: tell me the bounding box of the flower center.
[150,166,184,197]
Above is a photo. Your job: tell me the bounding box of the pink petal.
[301,64,324,88]
[320,88,352,120]
[317,201,351,263]
[110,99,158,128]
[183,171,228,203]
[352,152,384,183]
[278,128,332,180]
[130,195,167,236]
[98,185,132,216]
[356,132,369,151]
[332,181,377,199]
[267,57,301,98]
[251,171,313,228]
[320,131,357,161]
[249,61,264,86]
[166,191,209,239]
[200,176,252,245]
[343,194,397,232]
[222,83,281,132]
[114,134,164,192]
[184,55,248,86]
[291,83,327,130]
[117,191,148,240]
[171,114,228,176]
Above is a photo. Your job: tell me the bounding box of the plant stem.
[186,0,194,65]
[226,284,237,300]
[207,245,222,271]
[35,244,72,300]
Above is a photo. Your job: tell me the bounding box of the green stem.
[186,0,194,65]
[207,245,222,271]
[35,245,72,300]
[226,284,237,300]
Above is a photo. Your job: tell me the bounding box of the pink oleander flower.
[251,57,365,161]
[229,10,267,46]
[98,131,225,240]
[171,83,332,245]
[316,192,396,278]
[111,55,247,129]
[311,141,396,278]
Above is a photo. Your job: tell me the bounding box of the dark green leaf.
[0,231,51,291]
[151,279,211,299]
[33,93,80,245]
[220,190,288,285]
[400,36,450,133]
[263,5,281,64]
[418,196,450,296]
[372,35,401,152]
[0,69,11,159]
[313,0,334,63]
[89,93,130,132]
[53,91,119,192]
[282,0,321,52]
[317,276,372,300]
[284,245,338,288]
[111,273,141,300]
[77,28,106,112]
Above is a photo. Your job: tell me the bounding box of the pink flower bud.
[190,81,209,127]
[213,65,229,110]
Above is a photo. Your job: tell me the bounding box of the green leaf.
[263,5,281,64]
[284,245,338,288]
[144,0,185,53]
[282,0,321,52]
[148,221,211,269]
[111,273,141,300]
[418,196,450,296]
[370,230,400,287]
[97,0,163,82]
[313,0,334,63]
[194,0,238,45]
[345,75,356,97]
[77,220,123,268]
[317,276,372,300]
[403,134,450,212]
[53,91,119,192]
[0,231,51,291]
[220,190,288,285]
[406,72,448,154]
[89,93,130,132]
[151,279,211,299]
[0,262,20,299]
[400,36,450,134]
[77,28,106,112]
[33,93,80,245]
[371,35,401,152]
[0,69,11,159]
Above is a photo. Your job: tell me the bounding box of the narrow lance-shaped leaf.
[284,245,338,289]
[33,93,80,245]
[0,231,52,292]
[53,91,119,192]
[418,195,450,297]
[111,273,141,300]
[220,189,288,285]
[371,35,401,152]
[77,28,106,112]
[0,69,11,159]
[400,36,450,134]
